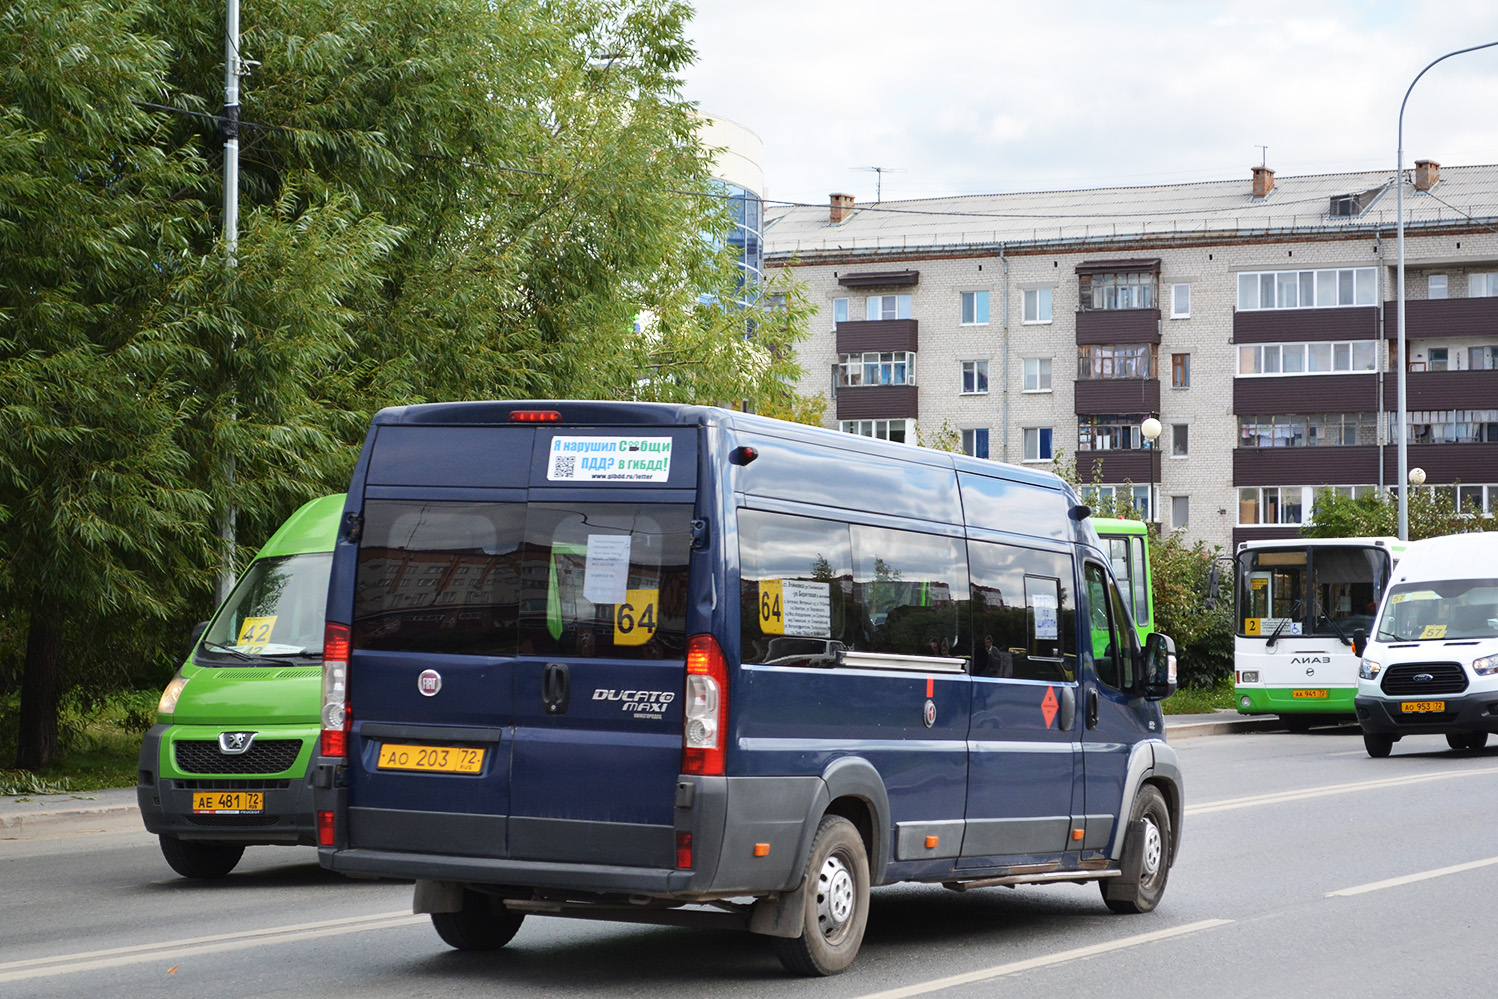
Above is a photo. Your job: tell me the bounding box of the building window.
[1171,423,1188,457]
[1469,345,1498,370]
[1427,347,1449,372]
[833,298,849,324]
[961,360,989,394]
[1429,274,1448,300]
[1078,414,1149,451]
[1087,484,1152,520]
[1239,413,1377,447]
[1078,344,1157,380]
[961,291,990,325]
[1236,267,1376,310]
[1085,271,1157,310]
[1171,352,1191,388]
[1023,427,1053,462]
[962,428,990,459]
[1237,341,1377,375]
[1171,284,1191,318]
[1238,486,1310,526]
[1023,357,1052,392]
[1023,288,1053,323]
[866,294,912,320]
[838,351,915,386]
[1455,484,1498,514]
[841,419,911,444]
[1472,273,1498,297]
[1171,495,1189,529]
[1394,410,1498,444]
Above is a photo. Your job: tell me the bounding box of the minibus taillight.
[509,410,561,422]
[682,634,728,776]
[320,622,351,759]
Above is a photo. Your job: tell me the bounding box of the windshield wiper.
[201,641,262,662]
[1267,600,1303,649]
[1319,614,1351,646]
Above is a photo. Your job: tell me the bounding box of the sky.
[679,1,1498,208]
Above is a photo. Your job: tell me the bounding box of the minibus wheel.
[1363,732,1395,758]
[430,889,525,951]
[1446,731,1489,751]
[1102,785,1170,914]
[158,835,245,879]
[772,815,870,976]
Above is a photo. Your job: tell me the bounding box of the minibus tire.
[1363,732,1394,758]
[771,815,870,976]
[158,835,245,879]
[430,891,524,951]
[1447,731,1489,751]
[1102,786,1170,914]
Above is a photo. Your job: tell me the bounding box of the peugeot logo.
[1414,673,1435,683]
[219,732,256,754]
[418,669,442,696]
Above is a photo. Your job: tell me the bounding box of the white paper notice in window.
[583,535,631,605]
[1031,590,1059,641]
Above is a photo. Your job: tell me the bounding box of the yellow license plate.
[376,743,485,774]
[192,791,263,814]
[1293,689,1328,699]
[1401,701,1446,713]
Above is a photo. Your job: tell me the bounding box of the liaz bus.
[1093,517,1153,644]
[313,401,1180,976]
[1234,536,1403,727]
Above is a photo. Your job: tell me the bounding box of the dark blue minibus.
[313,401,1181,975]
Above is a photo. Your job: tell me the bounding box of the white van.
[1353,533,1498,758]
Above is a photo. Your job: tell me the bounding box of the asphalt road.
[4,722,1496,998]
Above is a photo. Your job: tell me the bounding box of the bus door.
[960,541,1082,864]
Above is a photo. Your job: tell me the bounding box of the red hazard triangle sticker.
[1041,685,1059,729]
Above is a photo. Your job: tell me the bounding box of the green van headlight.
[157,674,190,715]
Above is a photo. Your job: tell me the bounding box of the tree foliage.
[1303,487,1498,540]
[0,0,816,766]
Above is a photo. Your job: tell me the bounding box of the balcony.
[1233,306,1378,343]
[1075,379,1160,415]
[835,384,919,422]
[1232,443,1498,488]
[1385,296,1498,339]
[1075,309,1159,345]
[1234,373,1378,415]
[1076,449,1158,487]
[836,319,919,354]
[1403,368,1498,409]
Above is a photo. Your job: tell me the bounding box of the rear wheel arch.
[817,757,889,882]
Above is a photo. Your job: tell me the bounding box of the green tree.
[1303,487,1497,540]
[1,0,817,767]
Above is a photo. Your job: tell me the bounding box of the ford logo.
[1413,673,1434,683]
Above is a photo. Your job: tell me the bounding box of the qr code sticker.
[554,455,576,478]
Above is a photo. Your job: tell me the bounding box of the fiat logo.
[417,669,442,696]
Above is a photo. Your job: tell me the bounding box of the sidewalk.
[2,713,1282,842]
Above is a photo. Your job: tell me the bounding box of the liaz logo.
[593,688,675,718]
[1290,656,1331,665]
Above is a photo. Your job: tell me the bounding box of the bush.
[1150,530,1234,690]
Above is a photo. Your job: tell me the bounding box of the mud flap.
[748,879,810,939]
[1101,818,1145,902]
[413,879,465,914]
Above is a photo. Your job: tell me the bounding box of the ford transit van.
[1354,532,1498,758]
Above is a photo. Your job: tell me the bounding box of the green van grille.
[174,739,302,775]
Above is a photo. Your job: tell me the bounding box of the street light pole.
[1141,417,1162,526]
[1396,41,1498,541]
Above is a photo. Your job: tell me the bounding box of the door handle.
[542,662,570,715]
[1086,688,1099,730]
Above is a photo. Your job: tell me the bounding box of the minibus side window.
[738,509,855,666]
[850,524,970,661]
[970,540,1077,681]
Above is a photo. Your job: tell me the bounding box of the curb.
[0,797,143,842]
[1166,716,1286,740]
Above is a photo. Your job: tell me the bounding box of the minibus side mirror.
[186,620,209,660]
[1205,564,1220,611]
[1141,632,1178,701]
[1352,628,1366,659]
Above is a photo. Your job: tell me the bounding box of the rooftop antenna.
[1255,145,1269,167]
[852,165,905,203]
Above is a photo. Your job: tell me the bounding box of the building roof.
[763,164,1498,261]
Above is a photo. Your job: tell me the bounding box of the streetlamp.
[1141,417,1162,525]
[1396,41,1498,540]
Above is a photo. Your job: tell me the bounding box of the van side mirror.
[186,620,209,660]
[1205,564,1220,611]
[1352,628,1366,659]
[1141,632,1178,701]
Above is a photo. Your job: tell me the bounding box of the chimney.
[829,192,855,223]
[1252,165,1275,199]
[1414,159,1440,192]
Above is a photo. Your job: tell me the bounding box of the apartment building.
[763,162,1498,552]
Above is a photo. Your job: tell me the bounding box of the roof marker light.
[510,410,561,423]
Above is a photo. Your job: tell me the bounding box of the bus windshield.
[1238,545,1389,641]
[1376,579,1498,642]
